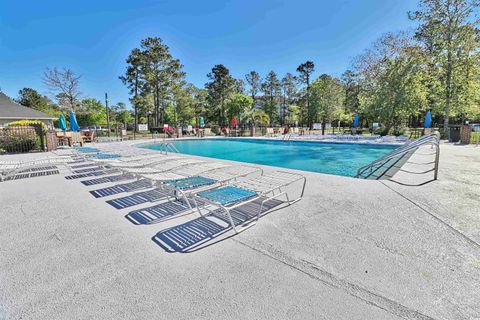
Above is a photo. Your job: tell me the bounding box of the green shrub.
[377,128,389,136]
[0,126,38,153]
[7,120,47,130]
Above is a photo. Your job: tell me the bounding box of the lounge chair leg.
[193,198,205,217]
[224,207,238,233]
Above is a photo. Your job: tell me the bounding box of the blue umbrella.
[69,111,80,131]
[58,114,67,131]
[199,116,205,128]
[353,114,359,128]
[424,110,432,128]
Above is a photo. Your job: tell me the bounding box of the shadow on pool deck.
[89,179,152,198]
[125,198,196,225]
[106,188,170,209]
[151,198,284,253]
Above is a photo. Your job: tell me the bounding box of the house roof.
[0,92,56,120]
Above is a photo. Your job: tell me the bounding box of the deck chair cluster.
[0,155,78,181]
[63,142,306,234]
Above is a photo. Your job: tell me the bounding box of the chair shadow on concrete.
[80,172,131,186]
[151,197,284,253]
[125,198,196,225]
[89,179,152,198]
[106,188,169,209]
[65,169,119,180]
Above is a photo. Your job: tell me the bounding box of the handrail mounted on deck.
[355,131,440,181]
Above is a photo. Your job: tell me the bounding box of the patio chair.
[0,156,76,181]
[204,128,212,136]
[108,161,231,210]
[101,154,183,168]
[117,158,207,179]
[71,132,84,147]
[190,170,306,233]
[74,146,101,153]
[125,164,261,224]
[87,152,167,164]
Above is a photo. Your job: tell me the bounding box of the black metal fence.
[0,126,45,154]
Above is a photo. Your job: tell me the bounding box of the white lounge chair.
[124,164,262,224]
[190,170,306,233]
[0,156,75,181]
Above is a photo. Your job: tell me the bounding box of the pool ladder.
[355,132,440,181]
[149,139,180,154]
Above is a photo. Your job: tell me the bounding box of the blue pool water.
[141,138,397,177]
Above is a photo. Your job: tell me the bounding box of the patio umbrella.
[353,114,359,128]
[58,114,67,131]
[231,117,237,127]
[424,110,432,128]
[199,116,205,128]
[69,111,80,131]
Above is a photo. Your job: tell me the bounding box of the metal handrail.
[357,132,440,179]
[357,133,438,172]
[356,131,440,180]
[356,136,439,179]
[165,142,180,153]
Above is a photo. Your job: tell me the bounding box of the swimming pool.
[140,138,398,177]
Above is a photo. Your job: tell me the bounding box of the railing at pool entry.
[355,132,440,182]
[141,139,180,154]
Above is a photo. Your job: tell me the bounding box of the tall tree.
[120,48,145,132]
[341,70,360,114]
[281,73,297,124]
[16,88,59,116]
[225,94,252,124]
[311,74,345,134]
[42,67,82,110]
[77,98,107,126]
[296,61,315,128]
[410,0,480,135]
[139,37,185,126]
[205,64,237,126]
[262,71,281,125]
[354,33,428,133]
[110,102,132,127]
[192,87,208,126]
[245,71,262,110]
[170,83,196,127]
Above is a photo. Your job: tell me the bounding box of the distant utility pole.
[105,92,111,137]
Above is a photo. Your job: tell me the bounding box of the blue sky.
[0,0,418,108]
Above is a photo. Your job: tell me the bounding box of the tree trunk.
[134,105,137,133]
[153,92,158,127]
[306,79,311,129]
[134,75,139,134]
[444,51,452,137]
[270,94,274,126]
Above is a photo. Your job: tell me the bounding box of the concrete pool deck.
[0,141,479,319]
